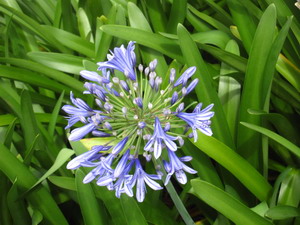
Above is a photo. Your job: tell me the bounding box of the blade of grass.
[226,0,257,53]
[240,122,300,158]
[27,52,85,75]
[128,2,168,83]
[167,0,187,34]
[0,143,69,225]
[177,23,234,148]
[191,131,272,201]
[75,169,106,225]
[191,180,273,225]
[100,25,184,62]
[237,4,277,168]
[0,66,74,93]
[0,58,84,92]
[48,91,65,137]
[7,179,31,225]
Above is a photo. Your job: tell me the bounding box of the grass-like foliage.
[0,0,299,224]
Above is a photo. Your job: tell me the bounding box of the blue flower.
[62,92,95,129]
[173,66,196,87]
[163,149,197,185]
[63,41,214,202]
[97,41,136,80]
[129,159,163,202]
[144,117,177,159]
[177,104,214,142]
[67,145,111,170]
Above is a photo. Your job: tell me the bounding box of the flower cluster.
[62,41,214,202]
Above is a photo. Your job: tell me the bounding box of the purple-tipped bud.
[149,77,155,88]
[149,59,158,71]
[95,89,106,102]
[95,99,102,108]
[112,137,128,154]
[138,64,143,72]
[80,70,110,83]
[186,78,199,95]
[104,121,112,130]
[177,136,184,146]
[144,67,150,76]
[92,130,111,137]
[149,71,156,79]
[120,80,129,92]
[174,67,196,87]
[138,121,146,129]
[164,122,171,132]
[176,103,185,113]
[154,77,162,91]
[163,108,171,116]
[143,134,151,140]
[188,133,194,138]
[112,77,119,83]
[171,91,178,105]
[104,102,113,112]
[134,97,143,109]
[122,107,127,116]
[169,68,176,83]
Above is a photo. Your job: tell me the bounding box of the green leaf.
[127,2,168,84]
[277,168,300,207]
[101,25,184,62]
[227,0,257,53]
[0,58,84,92]
[276,54,300,93]
[145,0,167,32]
[0,3,70,53]
[94,6,117,61]
[77,8,94,42]
[265,205,300,220]
[177,23,234,148]
[20,90,41,153]
[26,148,74,192]
[0,66,73,93]
[262,16,293,107]
[237,4,277,167]
[27,52,85,75]
[218,40,241,140]
[48,91,65,137]
[191,180,273,225]
[167,0,187,34]
[160,30,231,49]
[0,143,68,225]
[41,25,94,58]
[120,195,148,225]
[241,122,300,158]
[75,169,106,225]
[187,4,230,34]
[197,43,247,73]
[191,131,272,201]
[3,118,17,148]
[48,176,76,191]
[7,179,31,225]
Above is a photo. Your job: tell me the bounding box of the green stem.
[155,158,195,225]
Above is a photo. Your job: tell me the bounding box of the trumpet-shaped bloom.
[177,104,214,142]
[97,41,136,80]
[144,117,177,159]
[163,149,197,185]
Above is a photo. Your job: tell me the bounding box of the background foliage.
[0,0,299,224]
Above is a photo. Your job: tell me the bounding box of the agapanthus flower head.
[62,41,214,202]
